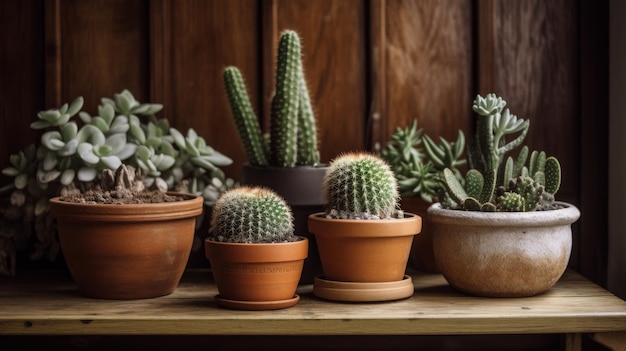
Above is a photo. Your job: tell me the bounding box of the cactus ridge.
[223,67,269,166]
[210,186,294,243]
[296,65,320,165]
[324,153,399,219]
[270,30,302,167]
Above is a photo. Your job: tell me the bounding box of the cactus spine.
[209,186,295,243]
[324,152,400,219]
[223,29,320,167]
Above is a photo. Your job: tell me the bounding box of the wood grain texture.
[381,0,473,147]
[59,0,149,112]
[1,270,625,336]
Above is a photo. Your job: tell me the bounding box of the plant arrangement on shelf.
[223,29,326,283]
[307,152,422,302]
[380,119,466,272]
[49,164,204,299]
[0,89,235,277]
[428,92,581,297]
[205,186,308,310]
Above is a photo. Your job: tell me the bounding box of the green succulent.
[380,119,466,203]
[223,29,320,168]
[0,89,237,277]
[323,152,400,219]
[440,93,562,212]
[209,186,295,243]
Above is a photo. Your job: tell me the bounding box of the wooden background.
[0,0,608,289]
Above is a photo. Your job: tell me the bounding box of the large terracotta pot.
[49,193,203,300]
[428,201,581,297]
[307,212,421,302]
[242,164,326,284]
[205,237,308,310]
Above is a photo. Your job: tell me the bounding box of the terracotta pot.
[400,197,439,273]
[428,201,581,297]
[307,212,421,302]
[49,193,203,300]
[205,237,308,310]
[242,164,327,284]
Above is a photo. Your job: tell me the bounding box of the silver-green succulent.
[0,89,236,276]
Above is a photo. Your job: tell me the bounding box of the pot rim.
[427,201,581,227]
[49,192,204,221]
[205,236,309,262]
[308,212,422,238]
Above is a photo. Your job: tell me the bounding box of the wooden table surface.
[1,269,626,337]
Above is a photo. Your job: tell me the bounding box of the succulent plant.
[323,152,400,220]
[209,186,296,243]
[0,89,236,276]
[380,119,466,203]
[439,93,562,212]
[223,29,320,168]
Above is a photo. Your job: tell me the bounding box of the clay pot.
[205,237,308,310]
[400,197,439,273]
[428,201,581,297]
[49,193,203,299]
[242,164,327,284]
[307,213,421,302]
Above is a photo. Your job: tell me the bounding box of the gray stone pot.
[428,201,581,297]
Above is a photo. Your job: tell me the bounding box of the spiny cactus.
[440,93,562,211]
[209,186,296,243]
[323,152,400,219]
[223,29,320,168]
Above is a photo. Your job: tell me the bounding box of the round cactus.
[209,186,295,243]
[324,152,400,219]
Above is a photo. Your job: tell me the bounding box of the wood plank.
[1,270,625,336]
[381,0,473,147]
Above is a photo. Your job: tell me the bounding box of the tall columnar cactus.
[223,29,320,168]
[440,93,562,212]
[323,152,400,219]
[209,186,295,243]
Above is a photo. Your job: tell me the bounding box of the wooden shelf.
[1,269,626,342]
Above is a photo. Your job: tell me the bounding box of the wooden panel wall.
[0,0,609,287]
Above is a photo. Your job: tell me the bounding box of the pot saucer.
[214,294,300,310]
[313,275,414,302]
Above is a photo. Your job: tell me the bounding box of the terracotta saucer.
[313,275,414,302]
[214,294,300,310]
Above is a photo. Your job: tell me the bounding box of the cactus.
[209,186,296,243]
[323,152,400,219]
[380,119,466,203]
[223,29,320,168]
[440,93,562,211]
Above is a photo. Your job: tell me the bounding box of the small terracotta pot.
[400,197,439,273]
[308,213,422,282]
[428,201,581,297]
[49,193,203,300]
[205,237,308,310]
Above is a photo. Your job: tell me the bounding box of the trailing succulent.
[223,29,320,167]
[0,89,236,276]
[380,119,466,203]
[439,93,561,212]
[323,152,401,220]
[208,186,296,243]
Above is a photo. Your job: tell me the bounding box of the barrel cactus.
[323,152,400,219]
[223,29,320,168]
[209,186,296,243]
[440,93,562,211]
